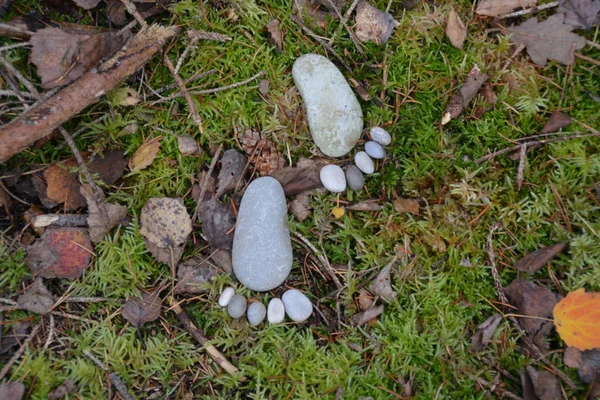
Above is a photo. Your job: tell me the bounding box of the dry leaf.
[0,322,30,355]
[355,0,396,44]
[129,137,161,171]
[26,228,93,279]
[140,197,192,248]
[73,0,101,9]
[514,242,567,273]
[81,184,127,243]
[368,258,397,301]
[44,159,86,210]
[476,0,537,17]
[357,288,374,311]
[351,304,384,326]
[504,279,557,334]
[48,379,77,400]
[446,10,467,49]
[197,198,236,250]
[579,349,600,386]
[564,346,582,368]
[392,196,420,215]
[216,149,247,197]
[177,135,199,156]
[271,158,325,196]
[122,290,162,328]
[289,191,312,221]
[525,366,561,400]
[175,256,219,294]
[0,182,14,213]
[347,200,384,211]
[266,18,283,52]
[541,111,572,133]
[558,0,600,29]
[0,382,25,400]
[441,65,488,125]
[471,314,502,352]
[210,248,232,274]
[509,14,586,66]
[143,237,185,266]
[553,288,600,351]
[259,79,270,96]
[106,0,128,26]
[17,278,54,314]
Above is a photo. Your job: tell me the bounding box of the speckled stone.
[282,289,313,322]
[247,302,267,326]
[232,177,293,291]
[354,151,375,174]
[364,141,386,159]
[319,164,346,192]
[267,298,285,324]
[369,127,392,146]
[218,287,235,307]
[344,165,365,191]
[227,295,247,318]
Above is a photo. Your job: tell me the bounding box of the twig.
[163,55,204,133]
[0,42,30,53]
[0,89,38,99]
[293,231,343,290]
[192,144,223,221]
[57,114,109,149]
[174,38,198,75]
[0,54,40,97]
[43,313,55,350]
[119,0,147,28]
[186,29,232,43]
[0,23,34,38]
[154,69,218,94]
[516,143,527,191]
[32,214,89,228]
[325,0,364,54]
[65,297,108,303]
[83,350,135,400]
[167,296,244,380]
[0,323,41,381]
[499,1,559,18]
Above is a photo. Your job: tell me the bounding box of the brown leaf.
[129,137,161,172]
[355,0,396,44]
[541,111,572,133]
[289,191,312,221]
[271,158,325,196]
[266,18,283,52]
[292,0,336,27]
[579,349,600,385]
[216,149,247,197]
[509,14,587,66]
[73,0,101,9]
[197,197,236,250]
[122,290,162,328]
[17,278,54,314]
[514,242,567,273]
[525,366,561,400]
[357,288,374,311]
[30,28,124,89]
[258,79,270,96]
[441,65,488,125]
[143,237,185,266]
[81,184,127,243]
[48,379,77,400]
[564,346,582,368]
[0,322,30,355]
[368,258,397,302]
[0,382,25,400]
[139,197,192,248]
[476,0,537,17]
[106,0,128,26]
[44,159,86,210]
[347,200,384,212]
[89,149,128,185]
[392,196,420,215]
[446,10,466,49]
[558,0,600,30]
[174,256,219,294]
[177,135,199,156]
[26,228,93,279]
[471,314,502,352]
[351,304,384,326]
[209,248,232,274]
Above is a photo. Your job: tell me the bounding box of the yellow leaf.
[553,288,600,351]
[129,138,161,172]
[332,206,345,219]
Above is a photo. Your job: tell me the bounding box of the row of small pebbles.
[219,287,312,325]
[320,126,392,192]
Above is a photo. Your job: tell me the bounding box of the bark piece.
[476,0,537,17]
[441,65,488,125]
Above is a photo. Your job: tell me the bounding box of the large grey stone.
[292,54,363,157]
[232,177,293,291]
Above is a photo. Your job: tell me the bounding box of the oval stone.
[365,141,386,159]
[354,151,375,174]
[320,164,346,192]
[247,302,267,326]
[370,126,392,146]
[218,287,235,307]
[282,289,313,322]
[227,295,247,318]
[344,165,365,191]
[267,298,285,324]
[232,177,293,291]
[292,54,363,157]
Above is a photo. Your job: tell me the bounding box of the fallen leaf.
[392,196,420,215]
[579,349,600,385]
[177,135,199,156]
[368,258,397,302]
[553,288,600,350]
[289,191,312,221]
[332,206,345,219]
[174,256,219,294]
[88,149,128,185]
[558,0,600,30]
[0,322,30,355]
[446,9,467,49]
[258,79,270,96]
[476,0,537,17]
[216,149,247,197]
[292,0,336,27]
[471,314,502,352]
[509,14,587,66]
[106,0,128,26]
[0,382,25,400]
[73,0,101,9]
[17,278,54,314]
[520,369,537,400]
[197,197,236,250]
[355,0,396,44]
[48,379,77,400]
[564,346,582,368]
[209,248,232,274]
[44,159,86,210]
[271,158,325,196]
[81,184,127,243]
[129,137,161,172]
[541,111,572,133]
[143,237,185,266]
[266,18,283,52]
[26,228,93,279]
[514,242,567,273]
[441,64,488,125]
[357,288,374,311]
[525,366,561,400]
[347,199,384,212]
[424,233,447,253]
[351,304,384,326]
[30,28,124,89]
[122,290,162,328]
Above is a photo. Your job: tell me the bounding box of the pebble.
[247,302,267,326]
[345,165,365,191]
[369,127,392,146]
[232,177,293,291]
[292,54,363,157]
[282,289,313,322]
[267,298,286,324]
[227,295,247,318]
[354,151,375,175]
[218,287,235,307]
[319,165,346,192]
[365,141,386,159]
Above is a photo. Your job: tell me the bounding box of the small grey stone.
[354,151,375,174]
[369,126,392,146]
[344,165,365,191]
[227,295,247,318]
[282,289,313,322]
[319,165,346,192]
[247,302,267,326]
[292,54,363,157]
[267,298,285,324]
[177,135,199,155]
[365,141,386,159]
[218,287,235,307]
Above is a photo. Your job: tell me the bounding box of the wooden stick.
[83,350,135,400]
[163,55,204,133]
[192,144,223,221]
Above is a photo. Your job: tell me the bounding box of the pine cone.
[239,128,285,176]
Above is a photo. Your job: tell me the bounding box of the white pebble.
[364,141,386,159]
[282,289,313,322]
[267,298,285,324]
[319,165,346,192]
[369,126,392,146]
[227,295,247,318]
[218,287,235,307]
[354,151,375,174]
[247,302,267,326]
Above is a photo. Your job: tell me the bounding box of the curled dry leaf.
[476,0,537,17]
[17,278,54,314]
[558,0,600,29]
[197,197,236,250]
[122,290,162,328]
[289,191,312,221]
[266,18,283,52]
[26,227,93,279]
[441,65,488,125]
[129,137,161,172]
[216,149,247,197]
[563,346,582,368]
[553,288,600,351]
[541,111,572,133]
[175,256,219,294]
[81,184,127,243]
[354,0,396,44]
[0,382,25,400]
[514,242,567,273]
[177,135,199,156]
[368,257,397,302]
[392,195,420,215]
[446,9,467,49]
[525,366,561,400]
[357,287,374,311]
[271,158,325,196]
[351,304,384,326]
[347,199,384,212]
[471,314,502,352]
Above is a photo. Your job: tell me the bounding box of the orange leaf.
[553,288,600,351]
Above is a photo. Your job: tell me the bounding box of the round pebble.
[282,289,313,322]
[354,151,375,174]
[218,287,235,307]
[344,165,365,191]
[369,126,392,146]
[319,164,346,192]
[247,302,267,326]
[267,298,286,324]
[227,295,247,318]
[364,141,386,159]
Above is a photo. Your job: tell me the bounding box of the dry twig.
[293,231,343,290]
[83,350,135,400]
[163,55,204,133]
[192,144,223,221]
